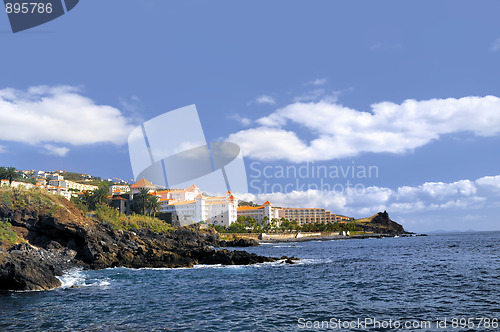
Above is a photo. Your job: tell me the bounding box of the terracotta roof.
[263,201,271,205]
[226,190,232,195]
[156,189,170,194]
[237,206,264,211]
[195,194,203,199]
[130,178,155,188]
[187,184,199,191]
[228,195,235,200]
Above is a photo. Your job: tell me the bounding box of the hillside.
[354,211,409,235]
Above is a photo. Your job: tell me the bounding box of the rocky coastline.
[0,197,290,292]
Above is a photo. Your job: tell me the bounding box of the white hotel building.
[155,184,238,227]
[237,201,283,224]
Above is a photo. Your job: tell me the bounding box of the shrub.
[94,204,173,233]
[0,218,24,246]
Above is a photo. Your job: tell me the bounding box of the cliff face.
[356,211,409,235]
[0,191,276,291]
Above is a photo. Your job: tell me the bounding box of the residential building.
[1,180,34,189]
[237,201,283,224]
[48,179,98,193]
[47,173,64,181]
[109,184,131,195]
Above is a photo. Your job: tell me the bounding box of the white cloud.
[0,145,5,153]
[476,174,500,190]
[306,78,327,86]
[43,144,70,157]
[228,114,252,126]
[255,95,276,105]
[491,37,500,52]
[0,86,136,154]
[228,96,500,162]
[238,174,500,220]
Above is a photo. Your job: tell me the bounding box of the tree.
[134,188,150,215]
[90,187,109,209]
[0,167,20,185]
[147,195,161,217]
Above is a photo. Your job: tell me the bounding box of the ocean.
[1,232,499,331]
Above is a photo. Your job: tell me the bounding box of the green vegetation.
[214,216,362,234]
[0,218,25,246]
[70,183,171,232]
[94,204,173,232]
[0,186,67,216]
[59,171,113,188]
[0,166,21,185]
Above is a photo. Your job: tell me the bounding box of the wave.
[56,269,110,289]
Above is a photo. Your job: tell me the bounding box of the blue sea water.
[1,232,499,331]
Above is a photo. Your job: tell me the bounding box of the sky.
[1,1,500,232]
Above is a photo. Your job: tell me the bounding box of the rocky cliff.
[0,189,281,291]
[355,211,409,235]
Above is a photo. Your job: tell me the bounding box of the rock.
[218,238,259,247]
[359,211,409,235]
[0,194,279,290]
[0,246,62,291]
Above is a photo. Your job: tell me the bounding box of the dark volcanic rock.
[0,197,278,291]
[218,238,259,247]
[190,247,276,265]
[360,211,409,235]
[0,245,58,291]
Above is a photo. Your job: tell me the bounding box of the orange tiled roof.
[237,206,264,211]
[130,178,155,188]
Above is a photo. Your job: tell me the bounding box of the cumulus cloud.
[228,96,500,162]
[254,95,276,105]
[237,174,500,219]
[0,86,136,153]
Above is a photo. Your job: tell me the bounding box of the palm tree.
[0,167,5,183]
[90,187,109,209]
[0,167,19,185]
[147,195,161,217]
[135,188,150,215]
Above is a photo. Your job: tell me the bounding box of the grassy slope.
[0,186,173,242]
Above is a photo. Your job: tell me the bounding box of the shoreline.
[222,232,423,244]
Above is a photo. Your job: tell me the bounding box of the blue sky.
[1,1,500,232]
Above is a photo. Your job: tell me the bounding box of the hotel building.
[283,208,351,226]
[156,185,238,227]
[237,201,283,224]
